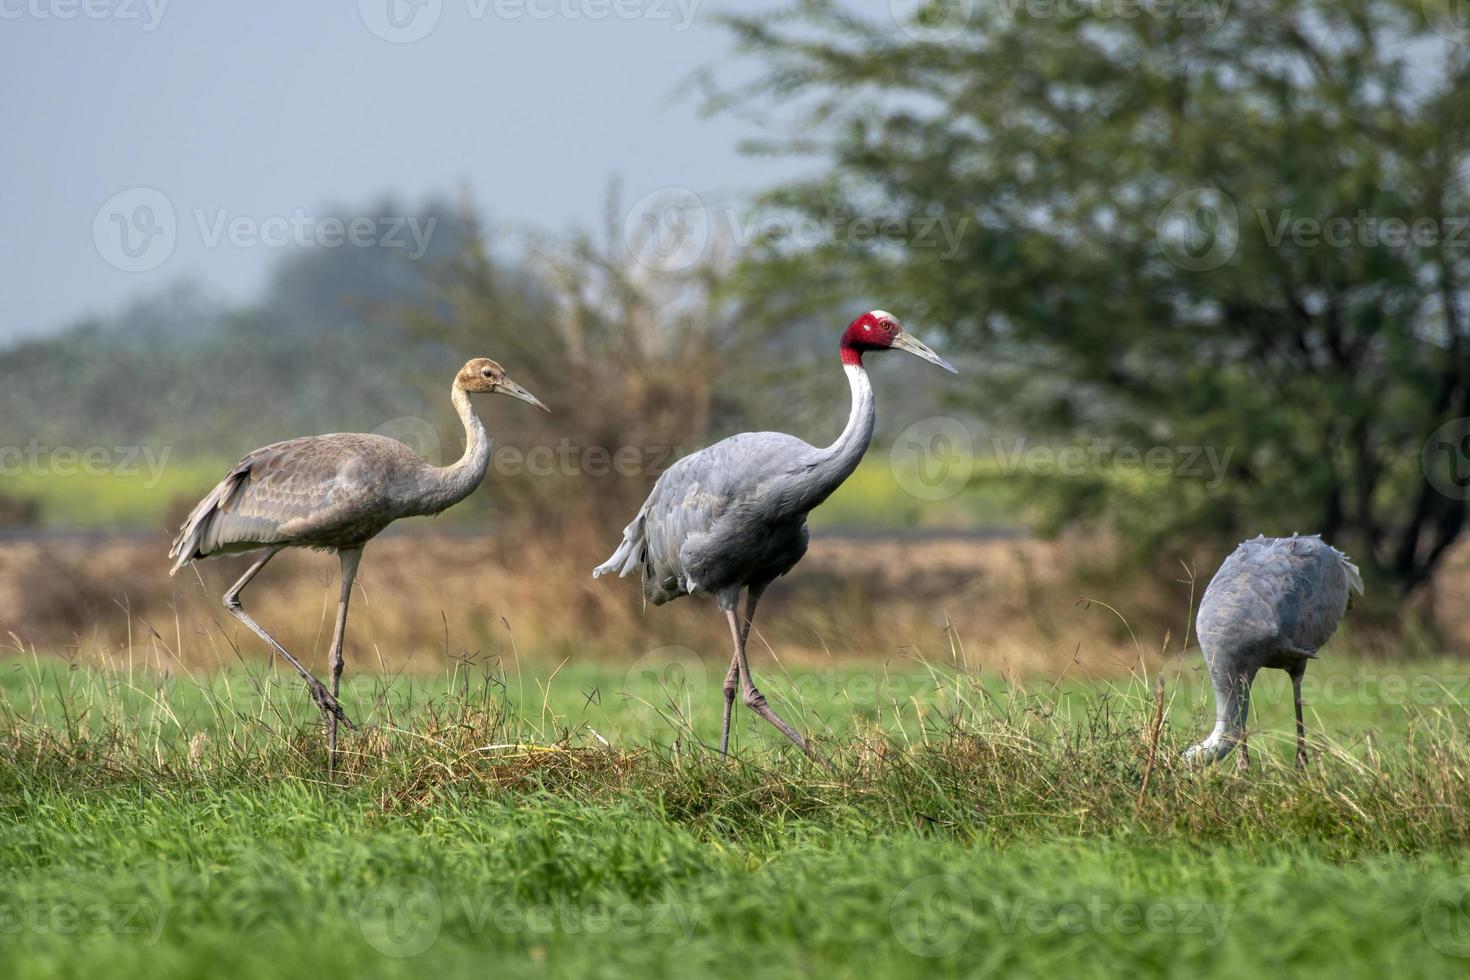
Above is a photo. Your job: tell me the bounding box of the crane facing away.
[170,358,547,772]
[594,311,957,767]
[1186,534,1363,769]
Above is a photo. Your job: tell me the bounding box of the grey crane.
[169,357,547,771]
[593,310,957,766]
[1185,533,1364,769]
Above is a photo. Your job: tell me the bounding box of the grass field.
[3,652,1470,979]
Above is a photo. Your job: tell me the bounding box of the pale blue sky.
[0,0,821,341]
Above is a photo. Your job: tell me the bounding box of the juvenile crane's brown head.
[455,357,549,411]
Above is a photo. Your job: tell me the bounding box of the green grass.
[3,654,1470,979]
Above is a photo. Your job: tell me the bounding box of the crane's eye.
[882,321,895,332]
[481,368,494,379]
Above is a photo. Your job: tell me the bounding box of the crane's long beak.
[500,378,550,412]
[892,331,958,373]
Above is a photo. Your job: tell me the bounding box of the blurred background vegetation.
[2,0,1467,660]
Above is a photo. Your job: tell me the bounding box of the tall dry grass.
[3,529,1433,681]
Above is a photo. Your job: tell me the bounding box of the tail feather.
[167,465,248,576]
[593,511,646,580]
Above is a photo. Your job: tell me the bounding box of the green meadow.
[2,654,1469,979]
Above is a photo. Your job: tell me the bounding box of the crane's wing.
[1196,534,1362,657]
[592,431,815,602]
[168,434,411,573]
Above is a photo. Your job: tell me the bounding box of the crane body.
[1187,533,1363,768]
[170,358,547,772]
[596,311,956,765]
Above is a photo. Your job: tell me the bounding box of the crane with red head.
[594,310,957,767]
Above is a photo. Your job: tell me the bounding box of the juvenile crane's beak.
[500,377,550,412]
[892,331,958,374]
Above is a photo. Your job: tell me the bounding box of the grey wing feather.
[168,435,408,573]
[593,432,816,603]
[1196,534,1362,659]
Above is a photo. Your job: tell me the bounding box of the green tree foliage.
[717,0,1470,597]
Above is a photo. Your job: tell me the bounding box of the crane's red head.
[839,310,957,373]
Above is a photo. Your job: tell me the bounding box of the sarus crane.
[1185,533,1363,769]
[593,311,957,766]
[169,357,547,772]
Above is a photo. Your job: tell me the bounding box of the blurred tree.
[399,187,757,540]
[716,0,1470,601]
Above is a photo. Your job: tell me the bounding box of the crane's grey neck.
[1184,652,1254,763]
[418,384,493,515]
[794,362,875,513]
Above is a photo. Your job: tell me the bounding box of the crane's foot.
[1294,748,1309,769]
[743,687,833,774]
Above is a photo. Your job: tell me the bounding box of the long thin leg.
[1290,664,1308,768]
[326,547,363,776]
[725,605,831,771]
[223,547,354,739]
[720,583,767,756]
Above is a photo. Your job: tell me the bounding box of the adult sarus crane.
[169,358,547,771]
[1185,534,1363,769]
[593,311,957,766]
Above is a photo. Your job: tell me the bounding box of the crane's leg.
[720,583,767,756]
[223,547,354,744]
[724,604,831,772]
[325,547,363,777]
[1290,663,1308,769]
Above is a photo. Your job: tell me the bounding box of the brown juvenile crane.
[170,358,547,771]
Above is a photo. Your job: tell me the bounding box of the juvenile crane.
[594,311,957,766]
[170,358,547,771]
[1186,534,1363,769]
